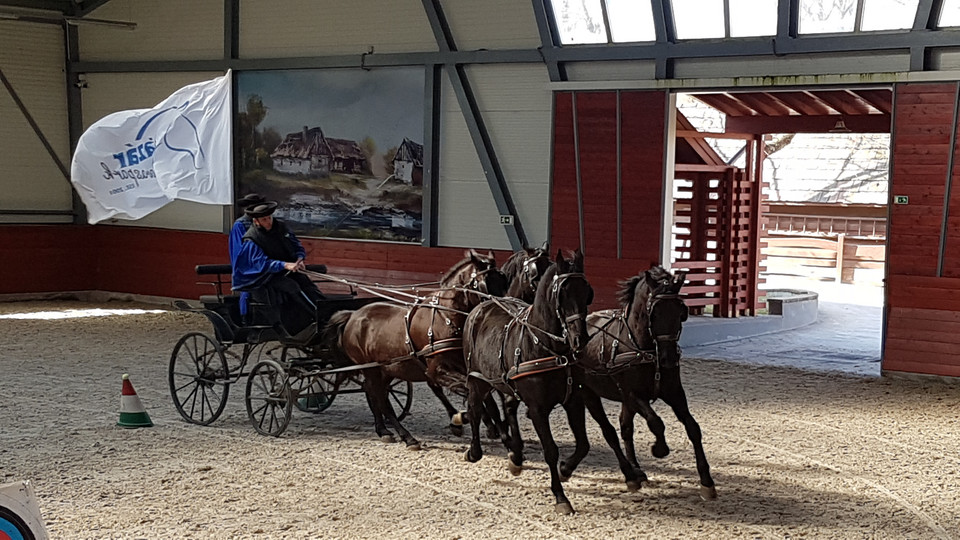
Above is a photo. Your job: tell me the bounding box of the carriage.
[168,264,414,437]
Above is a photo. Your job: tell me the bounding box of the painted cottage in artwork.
[392,138,423,186]
[272,126,367,177]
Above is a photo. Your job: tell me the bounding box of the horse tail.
[321,310,353,364]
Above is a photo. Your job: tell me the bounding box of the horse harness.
[472,271,587,405]
[395,266,496,367]
[586,288,684,398]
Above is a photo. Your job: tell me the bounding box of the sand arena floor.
[1,299,959,539]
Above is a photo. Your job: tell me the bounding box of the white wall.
[0,21,72,223]
[239,0,436,57]
[82,0,223,61]
[438,64,553,250]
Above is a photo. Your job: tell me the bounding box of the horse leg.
[574,389,644,491]
[481,394,502,439]
[557,389,590,482]
[426,381,463,437]
[360,371,395,444]
[463,377,489,463]
[379,378,421,450]
[367,371,420,449]
[502,394,524,475]
[632,396,670,459]
[527,403,575,515]
[660,386,717,500]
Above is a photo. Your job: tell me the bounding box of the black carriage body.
[170,263,410,437]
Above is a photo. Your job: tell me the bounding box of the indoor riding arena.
[2,1,960,539]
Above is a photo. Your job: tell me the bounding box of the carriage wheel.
[169,332,230,425]
[281,347,338,413]
[388,378,414,421]
[245,359,293,437]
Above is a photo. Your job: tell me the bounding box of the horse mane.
[617,276,642,308]
[440,252,485,283]
[500,248,533,282]
[532,262,559,308]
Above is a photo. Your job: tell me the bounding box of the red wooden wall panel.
[620,91,667,264]
[551,92,581,253]
[888,83,954,277]
[576,92,619,256]
[550,90,667,308]
[0,225,509,301]
[885,82,960,377]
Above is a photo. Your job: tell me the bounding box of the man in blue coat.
[229,193,266,321]
[232,200,323,337]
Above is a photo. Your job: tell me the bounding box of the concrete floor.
[683,275,883,378]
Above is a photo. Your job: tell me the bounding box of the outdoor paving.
[684,276,883,377]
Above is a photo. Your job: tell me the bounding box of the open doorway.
[672,90,888,376]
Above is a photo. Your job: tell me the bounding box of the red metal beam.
[726,113,891,133]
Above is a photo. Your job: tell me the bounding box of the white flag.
[70,70,233,224]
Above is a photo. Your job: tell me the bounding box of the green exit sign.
[894,195,909,205]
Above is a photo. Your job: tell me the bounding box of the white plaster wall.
[81,0,224,61]
[438,64,552,249]
[443,0,541,50]
[239,0,436,58]
[0,21,72,222]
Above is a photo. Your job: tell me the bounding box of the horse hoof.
[699,485,718,500]
[651,442,670,459]
[380,435,396,444]
[555,502,575,515]
[449,423,464,437]
[406,442,422,451]
[507,452,522,476]
[452,412,464,426]
[625,480,642,492]
[463,449,480,463]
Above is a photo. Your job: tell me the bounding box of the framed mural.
[236,68,425,243]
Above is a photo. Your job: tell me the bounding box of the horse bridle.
[551,272,589,346]
[468,265,498,293]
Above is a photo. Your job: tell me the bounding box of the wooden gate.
[672,139,765,317]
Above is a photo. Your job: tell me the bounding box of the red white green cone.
[118,373,153,428]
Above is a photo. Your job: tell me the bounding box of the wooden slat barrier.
[672,158,764,317]
[762,234,885,283]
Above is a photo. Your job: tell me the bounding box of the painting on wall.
[236,68,425,243]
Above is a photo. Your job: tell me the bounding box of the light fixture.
[0,8,135,29]
[829,118,852,133]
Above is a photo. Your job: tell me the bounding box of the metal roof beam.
[530,0,565,81]
[74,0,112,18]
[916,0,944,30]
[0,0,69,12]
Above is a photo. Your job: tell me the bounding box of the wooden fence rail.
[762,233,885,284]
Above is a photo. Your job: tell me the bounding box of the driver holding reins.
[231,200,324,337]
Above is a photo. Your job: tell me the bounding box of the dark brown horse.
[571,266,717,500]
[462,250,643,514]
[500,242,552,303]
[324,250,508,449]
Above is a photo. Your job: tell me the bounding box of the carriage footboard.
[173,300,236,343]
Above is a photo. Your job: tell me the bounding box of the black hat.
[245,201,278,219]
[236,193,266,208]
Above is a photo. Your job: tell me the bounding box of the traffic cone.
[117,374,153,428]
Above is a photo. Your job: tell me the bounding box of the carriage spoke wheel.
[282,347,338,414]
[245,359,293,437]
[388,378,414,421]
[169,332,230,426]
